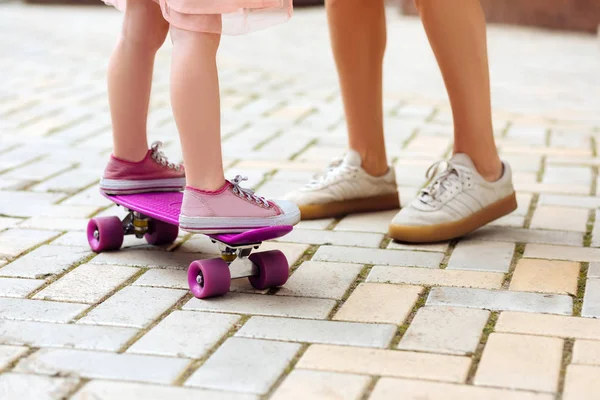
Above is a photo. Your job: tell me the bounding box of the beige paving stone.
[297,345,470,383]
[509,259,580,295]
[448,240,515,273]
[334,283,423,324]
[276,261,363,300]
[370,378,554,400]
[466,226,583,246]
[72,381,258,400]
[367,266,504,289]
[572,340,600,366]
[524,244,600,262]
[496,311,600,340]
[271,370,369,400]
[530,206,589,232]
[34,264,140,303]
[0,373,80,400]
[313,246,444,268]
[563,365,600,400]
[398,306,489,356]
[387,240,449,253]
[474,333,563,392]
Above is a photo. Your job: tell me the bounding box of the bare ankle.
[477,160,503,182]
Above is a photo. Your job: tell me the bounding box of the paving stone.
[278,228,383,248]
[15,348,189,384]
[258,242,311,266]
[313,245,443,268]
[133,268,188,289]
[18,217,90,231]
[276,261,363,300]
[539,194,600,209]
[61,185,113,207]
[524,244,600,262]
[127,311,239,358]
[183,292,336,320]
[466,226,583,246]
[33,264,139,304]
[474,333,562,392]
[31,168,99,194]
[588,263,600,278]
[0,277,44,298]
[78,286,186,328]
[496,311,600,340]
[0,217,23,231]
[488,214,526,228]
[370,378,554,400]
[515,182,590,195]
[510,259,580,295]
[448,241,514,273]
[427,287,572,315]
[387,241,449,252]
[72,381,258,400]
[0,320,137,350]
[367,266,504,289]
[0,297,88,323]
[0,244,91,278]
[334,210,398,234]
[296,218,335,230]
[297,344,470,383]
[186,338,300,394]
[543,165,592,186]
[271,370,370,400]
[0,344,28,369]
[572,340,600,366]
[0,373,79,400]
[398,306,489,356]
[582,278,600,318]
[563,365,600,400]
[236,316,396,348]
[334,283,422,324]
[530,206,589,232]
[0,229,61,259]
[89,248,200,269]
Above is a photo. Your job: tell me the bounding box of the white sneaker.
[285,150,400,220]
[389,153,517,243]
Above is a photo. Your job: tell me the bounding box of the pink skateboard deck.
[102,191,292,245]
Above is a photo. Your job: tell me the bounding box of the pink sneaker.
[179,176,300,233]
[100,141,185,194]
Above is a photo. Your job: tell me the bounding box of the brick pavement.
[1,2,600,399]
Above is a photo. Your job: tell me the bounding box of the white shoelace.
[230,175,270,207]
[306,158,358,189]
[151,141,182,171]
[419,160,466,202]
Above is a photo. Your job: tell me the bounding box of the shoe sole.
[179,210,301,234]
[389,192,518,243]
[100,177,185,195]
[299,192,401,220]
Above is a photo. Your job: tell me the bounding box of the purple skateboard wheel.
[87,217,124,253]
[188,258,231,299]
[145,219,179,246]
[248,250,289,290]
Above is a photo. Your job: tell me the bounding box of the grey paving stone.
[0,373,79,400]
[524,244,600,262]
[15,348,189,384]
[0,344,28,369]
[427,287,572,315]
[398,306,489,355]
[278,229,384,248]
[367,266,504,289]
[72,381,258,400]
[0,297,88,323]
[78,286,186,328]
[0,277,44,298]
[466,226,583,246]
[127,311,240,358]
[0,244,91,278]
[539,194,600,209]
[89,248,201,269]
[0,229,61,259]
[236,316,396,348]
[313,245,444,268]
[448,241,515,273]
[333,210,398,234]
[543,165,592,186]
[0,320,138,351]
[18,217,90,232]
[582,279,600,318]
[183,292,335,320]
[276,261,363,300]
[34,264,139,304]
[588,263,600,278]
[186,337,301,394]
[133,268,188,289]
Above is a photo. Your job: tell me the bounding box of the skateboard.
[87,191,293,299]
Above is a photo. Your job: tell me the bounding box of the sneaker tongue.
[449,153,476,170]
[342,150,362,168]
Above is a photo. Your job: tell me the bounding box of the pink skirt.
[103,0,292,35]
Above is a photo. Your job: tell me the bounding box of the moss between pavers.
[557,338,575,399]
[389,287,430,349]
[466,311,499,384]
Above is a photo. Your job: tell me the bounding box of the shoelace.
[306,157,357,189]
[151,141,182,171]
[230,175,270,207]
[419,160,465,202]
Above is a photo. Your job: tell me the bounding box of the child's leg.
[170,27,225,191]
[108,0,169,162]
